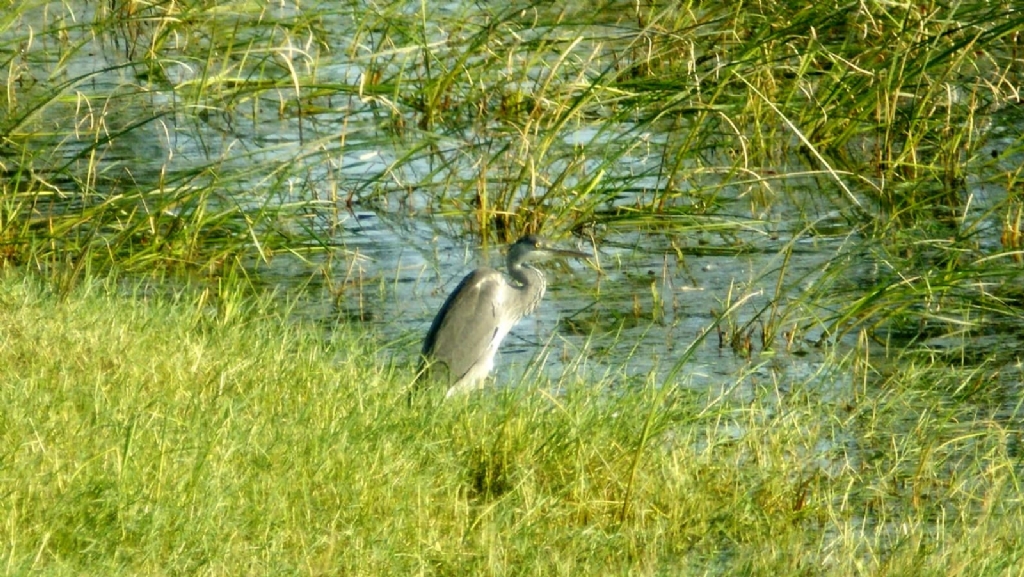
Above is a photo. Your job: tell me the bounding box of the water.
[7,0,1023,397]
[250,203,871,396]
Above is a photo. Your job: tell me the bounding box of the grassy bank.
[1,270,1022,574]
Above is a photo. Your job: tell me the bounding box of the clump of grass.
[1,269,1022,573]
[9,0,1020,245]
[0,1,344,278]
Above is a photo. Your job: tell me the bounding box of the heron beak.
[547,247,592,260]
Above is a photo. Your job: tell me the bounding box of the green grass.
[5,0,1023,240]
[2,1,1024,571]
[1,270,1022,574]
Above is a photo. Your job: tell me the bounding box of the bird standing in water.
[420,235,591,397]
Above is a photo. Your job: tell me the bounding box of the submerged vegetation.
[1,0,1023,572]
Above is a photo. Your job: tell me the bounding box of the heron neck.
[507,262,546,315]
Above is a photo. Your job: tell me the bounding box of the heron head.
[507,235,591,267]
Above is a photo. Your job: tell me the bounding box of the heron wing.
[422,267,508,383]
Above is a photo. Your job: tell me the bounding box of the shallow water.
[252,202,870,395]
[9,0,1024,396]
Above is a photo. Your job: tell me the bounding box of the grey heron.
[419,234,592,397]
